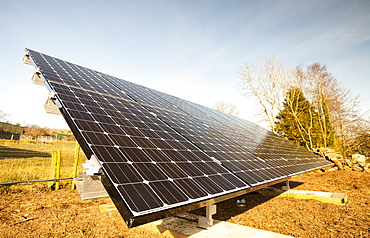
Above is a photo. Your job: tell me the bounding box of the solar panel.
[24,49,332,227]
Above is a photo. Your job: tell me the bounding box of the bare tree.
[349,117,370,156]
[296,63,336,148]
[213,101,240,116]
[295,63,362,155]
[23,124,52,138]
[238,58,364,156]
[330,89,362,155]
[0,109,10,122]
[237,56,292,132]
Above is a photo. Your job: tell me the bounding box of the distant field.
[0,140,87,184]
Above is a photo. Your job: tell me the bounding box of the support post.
[48,151,57,188]
[71,141,80,190]
[198,204,216,229]
[282,179,290,191]
[206,204,214,223]
[55,151,61,190]
[48,151,62,189]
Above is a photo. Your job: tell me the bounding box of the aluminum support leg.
[198,204,216,229]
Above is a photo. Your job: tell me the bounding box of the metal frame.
[102,173,294,227]
[198,204,217,228]
[23,50,334,228]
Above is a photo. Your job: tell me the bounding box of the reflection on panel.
[26,49,332,227]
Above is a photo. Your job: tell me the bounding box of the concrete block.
[258,188,348,205]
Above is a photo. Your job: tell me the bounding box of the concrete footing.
[258,187,348,205]
[99,188,347,237]
[140,213,293,238]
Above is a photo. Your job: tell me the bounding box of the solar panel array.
[25,49,332,226]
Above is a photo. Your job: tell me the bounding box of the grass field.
[0,140,87,184]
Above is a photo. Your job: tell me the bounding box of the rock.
[333,160,343,169]
[352,154,366,166]
[315,148,369,172]
[352,166,363,172]
[316,148,343,161]
[327,167,338,172]
[344,159,353,167]
[361,163,370,172]
[343,166,352,171]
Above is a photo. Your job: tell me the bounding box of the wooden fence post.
[48,151,57,188]
[48,151,61,190]
[55,151,61,190]
[71,141,80,190]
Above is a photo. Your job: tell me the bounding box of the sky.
[0,0,369,130]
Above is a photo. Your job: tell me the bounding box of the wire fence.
[0,140,87,186]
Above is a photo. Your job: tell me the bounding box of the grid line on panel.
[99,83,290,186]
[146,86,332,179]
[84,77,254,203]
[27,49,251,218]
[103,70,331,183]
[26,49,332,226]
[97,72,262,168]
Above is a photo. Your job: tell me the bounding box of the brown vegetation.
[0,140,86,183]
[0,170,369,238]
[237,59,368,158]
[22,126,73,140]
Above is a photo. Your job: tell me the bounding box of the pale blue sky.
[1,0,369,129]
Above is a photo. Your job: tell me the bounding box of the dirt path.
[0,170,369,237]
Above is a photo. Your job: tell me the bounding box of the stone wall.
[314,148,370,172]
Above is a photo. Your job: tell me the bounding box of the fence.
[0,140,87,187]
[20,135,57,142]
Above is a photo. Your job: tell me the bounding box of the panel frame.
[24,49,333,227]
[102,172,294,227]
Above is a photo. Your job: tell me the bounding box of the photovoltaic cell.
[25,49,332,227]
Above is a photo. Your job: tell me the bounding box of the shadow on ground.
[191,180,303,221]
[0,146,51,158]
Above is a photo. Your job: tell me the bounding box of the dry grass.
[0,170,368,237]
[0,140,87,183]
